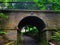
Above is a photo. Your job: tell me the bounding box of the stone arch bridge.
[0,10,60,45]
[0,10,60,30]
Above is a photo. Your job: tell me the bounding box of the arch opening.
[18,16,46,33]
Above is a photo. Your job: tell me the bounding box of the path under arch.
[21,35,39,45]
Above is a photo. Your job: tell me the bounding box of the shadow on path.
[21,35,39,45]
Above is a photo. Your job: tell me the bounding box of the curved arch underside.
[18,16,46,32]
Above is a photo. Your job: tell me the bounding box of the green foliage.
[0,13,8,19]
[0,31,6,35]
[21,25,38,33]
[0,0,60,10]
[51,30,60,42]
[33,0,60,10]
[0,0,33,2]
[0,13,8,29]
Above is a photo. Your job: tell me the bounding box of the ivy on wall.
[0,13,8,29]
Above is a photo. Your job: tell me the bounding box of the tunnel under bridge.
[17,16,46,45]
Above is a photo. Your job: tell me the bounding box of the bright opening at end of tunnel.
[21,25,38,33]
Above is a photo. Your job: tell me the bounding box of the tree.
[33,0,60,10]
[0,0,60,10]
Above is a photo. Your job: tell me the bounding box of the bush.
[51,30,60,42]
[0,13,8,19]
